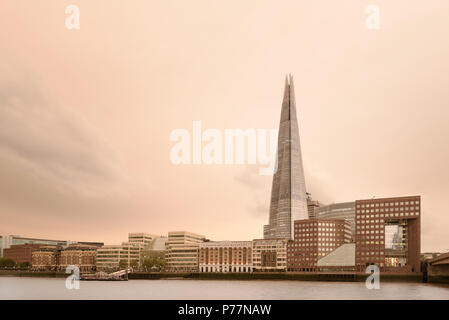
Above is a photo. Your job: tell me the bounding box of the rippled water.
[1,277,449,300]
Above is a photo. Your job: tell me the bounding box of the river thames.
[1,277,449,299]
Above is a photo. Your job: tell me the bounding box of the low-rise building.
[59,245,97,272]
[252,238,288,272]
[199,241,252,273]
[287,219,352,272]
[96,242,142,271]
[31,246,61,271]
[96,232,158,271]
[128,233,158,247]
[165,231,205,272]
[3,244,43,266]
[1,235,67,257]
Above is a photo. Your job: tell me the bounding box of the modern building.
[95,232,161,271]
[199,241,252,273]
[1,235,68,257]
[128,233,158,247]
[165,231,205,272]
[31,246,61,271]
[3,244,43,265]
[314,202,356,238]
[355,195,421,272]
[287,219,352,272]
[264,75,309,240]
[59,245,97,272]
[306,193,321,219]
[252,238,288,272]
[96,242,143,271]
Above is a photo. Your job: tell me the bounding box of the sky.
[0,0,448,251]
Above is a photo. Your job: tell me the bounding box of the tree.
[18,262,30,269]
[0,258,15,268]
[118,259,128,270]
[141,252,166,272]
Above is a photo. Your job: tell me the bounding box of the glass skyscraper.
[264,75,308,240]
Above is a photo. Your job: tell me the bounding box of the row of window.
[357,201,419,208]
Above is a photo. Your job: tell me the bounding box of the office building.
[314,202,356,238]
[287,219,352,272]
[128,233,158,247]
[264,75,309,240]
[252,238,288,272]
[355,195,421,272]
[1,235,67,257]
[199,241,252,273]
[165,231,205,272]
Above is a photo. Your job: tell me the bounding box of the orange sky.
[0,1,448,251]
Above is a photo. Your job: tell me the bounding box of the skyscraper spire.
[264,75,309,240]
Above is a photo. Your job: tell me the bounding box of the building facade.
[287,219,352,272]
[1,235,67,257]
[252,238,288,272]
[165,231,205,272]
[96,242,142,271]
[306,193,321,219]
[314,202,356,238]
[59,245,97,272]
[355,196,421,272]
[31,246,61,270]
[199,241,252,273]
[264,75,309,240]
[128,233,157,247]
[3,244,43,265]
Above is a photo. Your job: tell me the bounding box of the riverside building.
[252,238,288,272]
[198,241,252,273]
[287,219,352,272]
[59,245,97,272]
[165,231,206,272]
[96,232,154,271]
[355,195,421,272]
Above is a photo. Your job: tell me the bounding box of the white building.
[199,241,252,273]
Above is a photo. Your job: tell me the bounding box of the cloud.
[0,59,125,198]
[0,57,132,230]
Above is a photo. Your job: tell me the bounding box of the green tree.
[0,258,15,268]
[18,262,30,269]
[118,259,128,270]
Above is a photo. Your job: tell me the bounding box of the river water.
[0,277,448,299]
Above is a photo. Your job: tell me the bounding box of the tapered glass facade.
[264,75,308,239]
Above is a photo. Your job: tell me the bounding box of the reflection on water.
[1,277,449,300]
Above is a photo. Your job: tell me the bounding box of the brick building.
[59,245,97,272]
[355,195,421,272]
[31,246,61,270]
[3,244,43,265]
[287,219,352,272]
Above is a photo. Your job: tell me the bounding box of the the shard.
[264,74,308,240]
